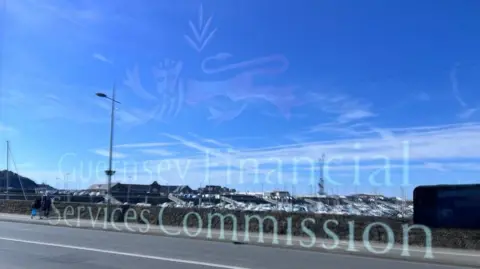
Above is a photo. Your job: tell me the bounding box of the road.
[0,220,471,269]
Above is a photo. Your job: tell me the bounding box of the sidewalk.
[1,213,479,267]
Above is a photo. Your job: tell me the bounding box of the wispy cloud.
[115,142,180,149]
[44,94,61,103]
[139,149,174,156]
[208,104,247,123]
[0,123,16,133]
[161,133,228,159]
[17,162,35,169]
[307,122,368,138]
[61,122,480,187]
[305,123,394,142]
[337,110,376,123]
[19,122,480,190]
[2,85,105,123]
[450,63,478,119]
[177,122,480,168]
[5,0,105,48]
[423,162,448,172]
[423,162,480,179]
[305,92,375,124]
[93,97,156,127]
[5,0,143,50]
[450,63,468,108]
[92,149,127,159]
[188,133,233,148]
[93,53,113,64]
[7,1,103,27]
[414,92,430,101]
[457,108,478,119]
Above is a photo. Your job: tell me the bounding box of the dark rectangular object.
[414,184,480,229]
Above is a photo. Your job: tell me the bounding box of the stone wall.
[1,200,479,250]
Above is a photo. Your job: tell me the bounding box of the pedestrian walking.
[40,192,52,219]
[31,197,41,219]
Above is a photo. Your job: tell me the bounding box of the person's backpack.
[32,199,41,209]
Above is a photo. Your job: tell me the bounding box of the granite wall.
[1,200,478,250]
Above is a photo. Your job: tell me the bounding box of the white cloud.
[306,123,392,141]
[450,63,468,108]
[11,115,480,191]
[179,122,478,174]
[94,98,157,127]
[188,133,233,148]
[115,142,179,148]
[4,0,110,50]
[305,92,375,124]
[45,122,478,189]
[7,1,103,27]
[17,162,35,169]
[2,82,108,124]
[139,149,174,156]
[1,77,156,128]
[92,149,127,159]
[0,123,16,133]
[424,161,480,173]
[93,53,113,64]
[423,162,448,172]
[337,110,376,123]
[458,108,478,119]
[45,94,61,103]
[449,63,479,120]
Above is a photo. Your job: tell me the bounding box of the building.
[34,183,56,194]
[199,185,235,194]
[269,190,291,199]
[87,181,193,196]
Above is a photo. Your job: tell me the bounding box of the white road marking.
[0,236,252,269]
[84,222,480,258]
[0,222,476,268]
[1,215,480,259]
[15,228,33,231]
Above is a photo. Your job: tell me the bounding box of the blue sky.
[1,0,480,197]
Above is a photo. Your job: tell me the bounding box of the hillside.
[0,170,39,190]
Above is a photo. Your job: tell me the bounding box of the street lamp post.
[96,85,120,221]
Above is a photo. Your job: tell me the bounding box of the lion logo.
[122,5,300,126]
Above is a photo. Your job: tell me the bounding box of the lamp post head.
[96,92,108,98]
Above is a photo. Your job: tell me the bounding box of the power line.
[7,141,27,200]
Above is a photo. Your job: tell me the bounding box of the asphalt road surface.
[0,221,470,269]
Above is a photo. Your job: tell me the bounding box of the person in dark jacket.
[31,197,41,219]
[40,193,52,219]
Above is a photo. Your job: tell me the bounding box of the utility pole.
[400,187,406,216]
[106,85,116,217]
[291,184,294,212]
[6,141,9,200]
[127,176,132,204]
[96,84,120,221]
[199,181,203,206]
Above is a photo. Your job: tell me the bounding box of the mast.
[6,140,9,200]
